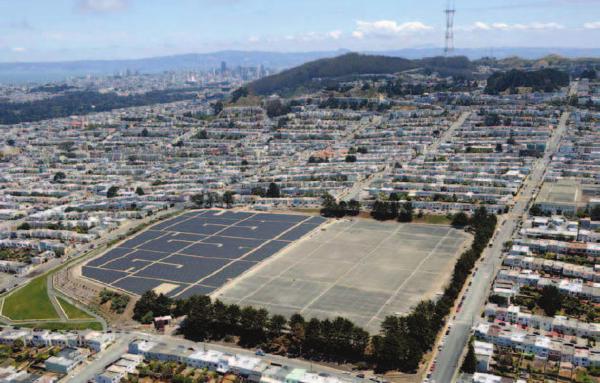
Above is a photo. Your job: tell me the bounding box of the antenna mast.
[444,0,456,56]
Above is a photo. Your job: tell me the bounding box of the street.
[65,332,136,383]
[65,330,365,383]
[429,109,569,383]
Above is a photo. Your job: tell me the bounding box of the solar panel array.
[82,210,325,298]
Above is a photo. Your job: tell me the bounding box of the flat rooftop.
[536,178,600,206]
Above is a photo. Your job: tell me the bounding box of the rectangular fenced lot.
[82,210,325,298]
[214,219,471,333]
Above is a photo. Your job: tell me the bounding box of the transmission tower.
[444,0,456,56]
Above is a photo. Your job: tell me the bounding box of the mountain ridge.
[2,47,600,84]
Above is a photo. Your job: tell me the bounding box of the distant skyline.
[1,0,599,62]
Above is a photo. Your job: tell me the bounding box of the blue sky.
[0,0,599,62]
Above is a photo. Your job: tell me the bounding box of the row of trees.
[250,183,281,198]
[191,191,235,209]
[380,206,497,372]
[371,200,414,222]
[0,88,202,125]
[320,193,360,218]
[133,207,497,373]
[485,68,569,94]
[134,292,369,363]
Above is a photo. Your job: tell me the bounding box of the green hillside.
[247,53,474,96]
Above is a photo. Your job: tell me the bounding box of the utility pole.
[444,0,456,56]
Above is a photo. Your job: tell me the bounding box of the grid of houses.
[464,78,600,382]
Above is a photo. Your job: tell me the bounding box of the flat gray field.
[213,219,471,333]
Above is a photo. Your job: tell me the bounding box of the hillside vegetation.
[247,53,474,96]
[484,68,569,94]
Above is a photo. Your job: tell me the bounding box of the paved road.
[65,332,136,383]
[429,110,570,383]
[340,111,470,202]
[425,111,470,156]
[65,331,366,383]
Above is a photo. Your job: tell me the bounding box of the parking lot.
[82,210,325,298]
[215,219,471,333]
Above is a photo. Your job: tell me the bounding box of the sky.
[0,0,599,62]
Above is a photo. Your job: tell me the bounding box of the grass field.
[56,296,94,320]
[413,214,452,225]
[2,275,59,321]
[20,321,103,331]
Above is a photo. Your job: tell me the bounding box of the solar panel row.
[82,210,326,298]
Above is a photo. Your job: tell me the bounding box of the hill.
[0,50,347,84]
[484,68,569,94]
[2,48,599,85]
[247,53,474,96]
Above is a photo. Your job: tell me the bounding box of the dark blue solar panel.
[135,254,230,284]
[120,230,164,248]
[243,240,290,262]
[251,213,308,223]
[180,236,265,259]
[83,210,319,297]
[82,266,128,284]
[199,260,256,287]
[278,223,322,241]
[177,284,216,299]
[112,276,168,296]
[87,247,131,267]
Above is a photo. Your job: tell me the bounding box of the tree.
[12,338,24,351]
[191,193,204,207]
[345,155,357,163]
[17,222,31,230]
[452,212,469,227]
[195,130,209,140]
[266,182,281,198]
[53,171,66,183]
[265,98,290,118]
[397,202,413,222]
[212,101,224,115]
[223,191,235,208]
[268,314,287,338]
[507,135,517,145]
[251,187,266,197]
[529,204,543,216]
[231,87,249,103]
[135,186,145,196]
[179,295,214,341]
[347,199,360,216]
[484,113,500,126]
[134,291,158,322]
[106,186,119,198]
[133,290,173,323]
[581,69,597,80]
[461,338,477,373]
[140,128,149,137]
[590,205,600,221]
[538,285,562,317]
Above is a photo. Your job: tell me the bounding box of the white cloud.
[461,21,565,31]
[328,30,342,40]
[352,20,433,39]
[583,21,600,29]
[11,47,26,52]
[77,0,130,14]
[275,30,344,43]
